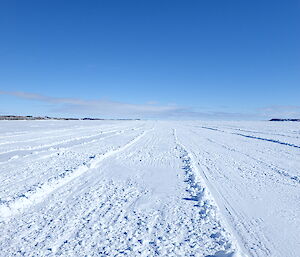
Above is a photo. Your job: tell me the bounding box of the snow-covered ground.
[0,120,299,257]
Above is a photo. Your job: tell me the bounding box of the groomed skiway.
[0,120,299,257]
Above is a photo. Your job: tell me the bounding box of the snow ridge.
[173,129,247,257]
[0,129,151,220]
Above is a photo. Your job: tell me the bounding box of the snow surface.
[0,120,299,256]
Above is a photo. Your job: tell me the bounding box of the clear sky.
[0,0,299,119]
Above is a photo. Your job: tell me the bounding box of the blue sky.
[0,0,299,119]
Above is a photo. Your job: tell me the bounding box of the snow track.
[0,120,299,256]
[173,129,243,257]
[0,128,150,219]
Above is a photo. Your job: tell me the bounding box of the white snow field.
[0,120,299,257]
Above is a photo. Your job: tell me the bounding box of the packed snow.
[0,120,299,256]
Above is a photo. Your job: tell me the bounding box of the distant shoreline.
[0,115,140,121]
[1,115,299,121]
[269,118,300,122]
